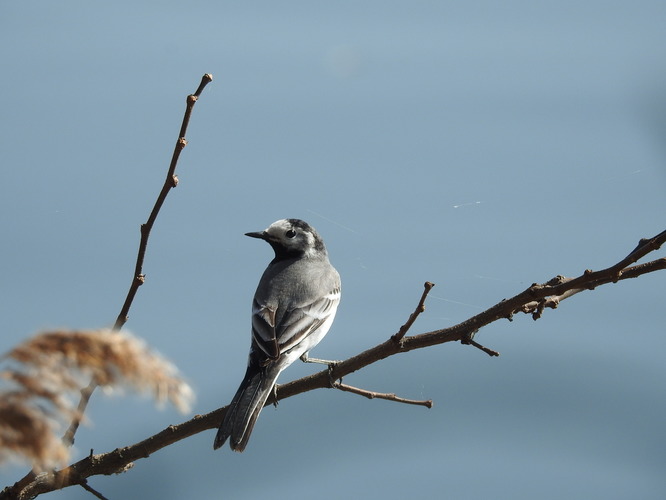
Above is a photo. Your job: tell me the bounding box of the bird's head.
[246,219,326,259]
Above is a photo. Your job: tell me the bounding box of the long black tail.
[213,365,280,452]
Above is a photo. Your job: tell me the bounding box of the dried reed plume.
[0,329,193,470]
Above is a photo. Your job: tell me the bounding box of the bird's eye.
[285,229,296,239]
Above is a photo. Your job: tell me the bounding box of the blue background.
[2,1,665,499]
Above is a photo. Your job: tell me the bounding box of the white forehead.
[265,219,293,234]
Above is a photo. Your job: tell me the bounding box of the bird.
[214,218,341,452]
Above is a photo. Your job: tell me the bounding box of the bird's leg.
[300,352,338,366]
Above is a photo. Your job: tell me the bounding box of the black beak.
[245,231,266,240]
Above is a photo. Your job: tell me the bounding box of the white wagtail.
[214,218,341,452]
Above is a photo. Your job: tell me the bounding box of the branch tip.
[392,281,436,343]
[193,74,213,96]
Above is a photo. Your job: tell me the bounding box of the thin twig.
[3,237,663,498]
[113,73,213,331]
[61,379,97,447]
[392,281,435,343]
[61,74,212,449]
[332,380,433,408]
[79,480,109,500]
[460,337,500,357]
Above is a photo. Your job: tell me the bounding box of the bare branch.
[113,73,213,331]
[61,74,212,449]
[0,198,660,500]
[3,228,663,499]
[331,380,433,408]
